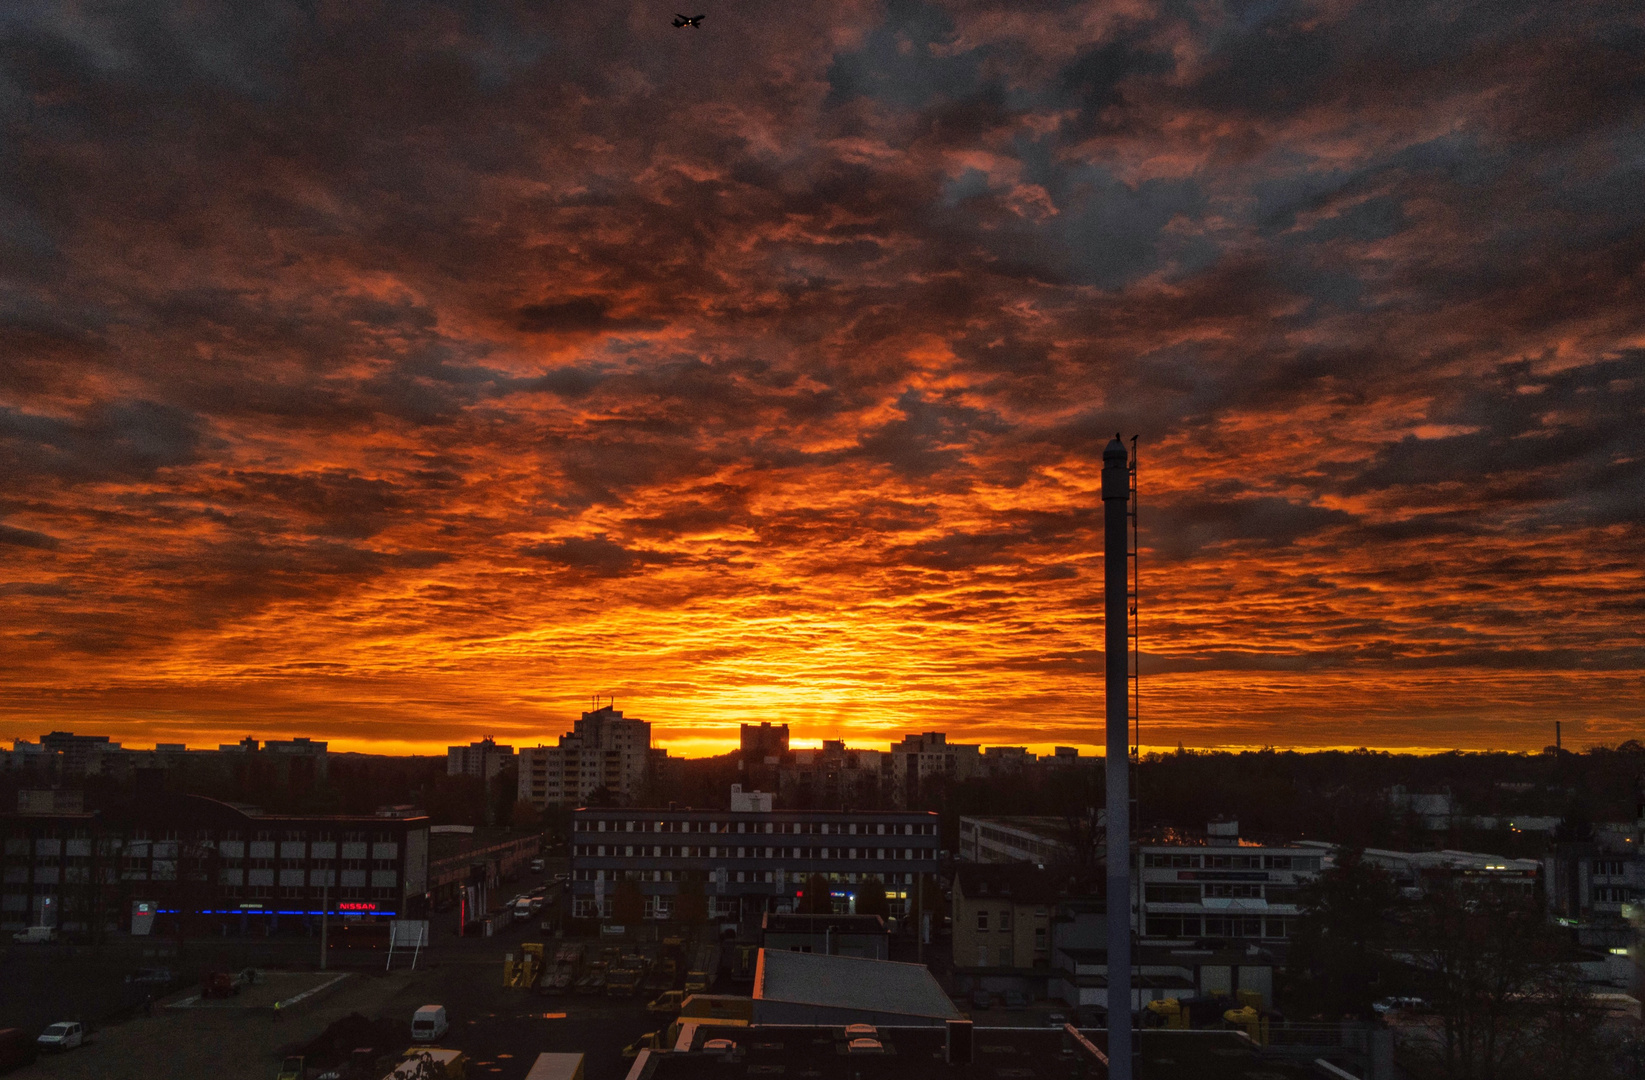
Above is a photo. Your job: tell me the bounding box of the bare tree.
[1397,882,1563,1079]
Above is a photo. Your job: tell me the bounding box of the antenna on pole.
[1101,434,1134,1080]
[1129,436,1140,762]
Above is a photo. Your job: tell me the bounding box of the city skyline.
[2,2,1641,758]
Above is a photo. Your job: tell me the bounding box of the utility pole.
[1102,435,1133,1080]
[319,876,328,971]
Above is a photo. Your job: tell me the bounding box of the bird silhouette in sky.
[673,14,705,27]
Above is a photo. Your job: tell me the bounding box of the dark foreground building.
[1,791,429,935]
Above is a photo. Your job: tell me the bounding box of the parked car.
[199,969,242,998]
[411,1004,449,1042]
[11,926,55,944]
[277,1055,306,1080]
[971,990,992,1010]
[126,968,173,986]
[622,1031,662,1059]
[35,1023,84,1053]
[1372,996,1426,1015]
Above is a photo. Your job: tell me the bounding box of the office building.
[568,805,939,921]
[0,791,429,934]
[1137,823,1324,943]
[517,705,658,808]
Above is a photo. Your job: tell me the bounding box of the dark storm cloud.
[0,0,1641,751]
[0,401,203,485]
[853,390,1006,479]
[520,536,681,578]
[1340,357,1645,525]
[0,522,61,550]
[515,298,663,336]
[1147,497,1356,560]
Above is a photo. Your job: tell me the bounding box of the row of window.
[3,829,394,844]
[972,908,1046,931]
[1145,884,1302,903]
[973,934,1048,966]
[577,869,917,885]
[1144,914,1292,939]
[2,841,399,861]
[572,894,914,920]
[576,819,934,836]
[1142,852,1320,871]
[574,844,930,861]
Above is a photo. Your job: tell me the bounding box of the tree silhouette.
[612,877,644,925]
[855,879,888,919]
[1282,850,1403,1019]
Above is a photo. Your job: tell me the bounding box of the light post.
[319,876,328,971]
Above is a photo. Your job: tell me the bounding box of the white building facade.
[517,706,653,808]
[1138,828,1325,943]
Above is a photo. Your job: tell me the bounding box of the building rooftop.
[962,815,1079,840]
[753,950,960,1021]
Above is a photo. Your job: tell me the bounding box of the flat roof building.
[1138,825,1324,944]
[1,792,429,934]
[751,949,960,1026]
[570,806,938,922]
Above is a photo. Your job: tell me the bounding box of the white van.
[411,1004,448,1042]
[12,926,56,944]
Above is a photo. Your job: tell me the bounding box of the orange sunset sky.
[1,1,1641,758]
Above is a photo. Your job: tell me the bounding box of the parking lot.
[5,922,669,1080]
[2,864,1067,1080]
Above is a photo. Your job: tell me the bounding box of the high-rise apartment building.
[888,732,981,804]
[446,738,516,780]
[740,722,790,761]
[517,706,657,808]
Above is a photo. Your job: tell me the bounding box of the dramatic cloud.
[1,0,1641,755]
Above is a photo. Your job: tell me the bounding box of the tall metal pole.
[1102,435,1133,1080]
[320,876,328,971]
